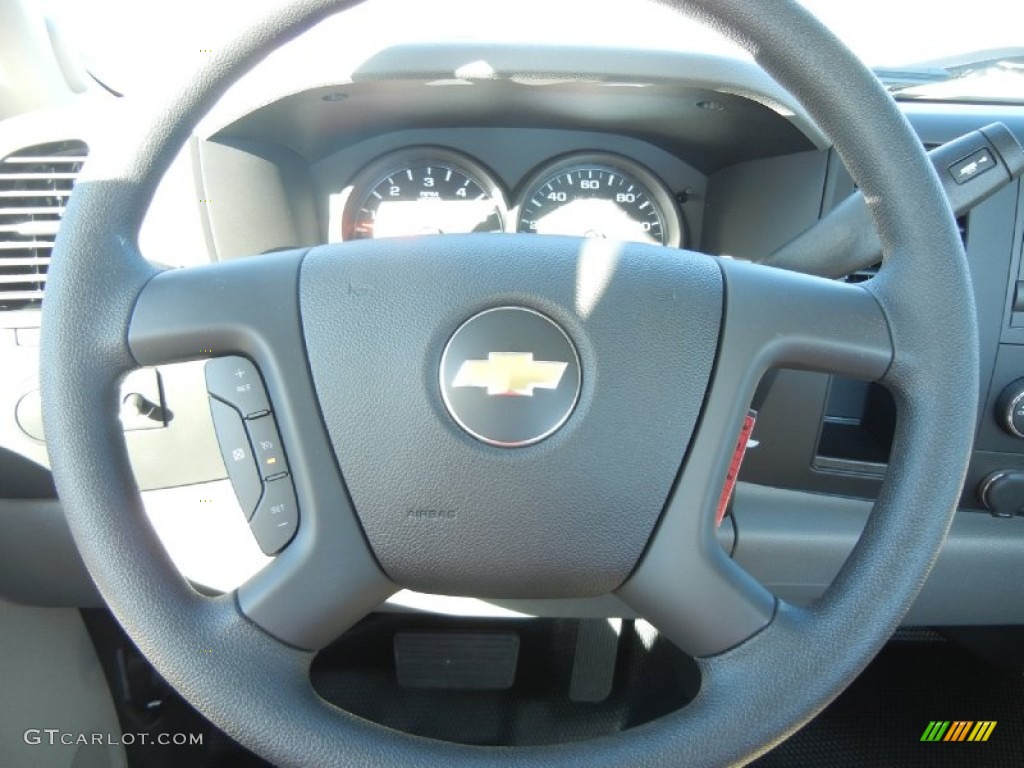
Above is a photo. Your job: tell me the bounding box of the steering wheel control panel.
[205,356,298,555]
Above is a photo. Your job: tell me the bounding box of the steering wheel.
[40,0,978,765]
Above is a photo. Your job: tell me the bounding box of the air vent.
[0,140,89,311]
[845,215,968,284]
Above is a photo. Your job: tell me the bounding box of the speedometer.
[515,153,683,247]
[341,148,507,241]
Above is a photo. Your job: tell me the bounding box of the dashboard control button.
[1014,282,1024,313]
[995,378,1024,439]
[205,356,270,419]
[250,476,299,555]
[245,414,289,479]
[949,148,996,185]
[209,398,262,520]
[978,471,1024,517]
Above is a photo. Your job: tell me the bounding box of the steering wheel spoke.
[129,250,308,367]
[715,258,894,383]
[618,258,893,657]
[129,253,395,650]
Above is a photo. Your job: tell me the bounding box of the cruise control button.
[245,414,289,479]
[209,398,262,520]
[250,477,298,555]
[205,356,271,418]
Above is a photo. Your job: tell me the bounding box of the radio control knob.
[996,378,1024,438]
[978,471,1024,517]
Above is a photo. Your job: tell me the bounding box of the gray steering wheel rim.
[40,0,978,766]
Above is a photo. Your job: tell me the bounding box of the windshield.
[39,0,1024,103]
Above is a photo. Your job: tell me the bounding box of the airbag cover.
[299,235,722,597]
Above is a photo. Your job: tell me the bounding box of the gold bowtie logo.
[452,352,568,396]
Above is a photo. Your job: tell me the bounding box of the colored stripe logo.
[921,721,997,742]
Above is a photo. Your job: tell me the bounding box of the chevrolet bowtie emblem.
[452,352,568,396]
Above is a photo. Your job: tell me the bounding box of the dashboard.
[1,42,1023,623]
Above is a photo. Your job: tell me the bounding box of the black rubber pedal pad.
[394,632,519,690]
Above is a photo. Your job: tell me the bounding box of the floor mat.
[754,630,1024,767]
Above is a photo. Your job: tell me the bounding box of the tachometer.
[515,153,683,247]
[341,148,507,241]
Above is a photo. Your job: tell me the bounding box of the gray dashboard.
[1,47,1023,625]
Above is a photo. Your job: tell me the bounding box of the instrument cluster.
[333,146,686,248]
